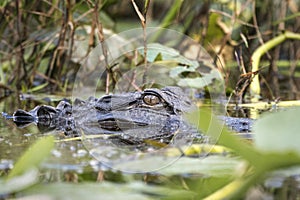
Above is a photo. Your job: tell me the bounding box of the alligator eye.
[143,94,161,106]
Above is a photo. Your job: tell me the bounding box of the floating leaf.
[7,135,55,180]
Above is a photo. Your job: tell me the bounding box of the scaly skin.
[8,87,253,143]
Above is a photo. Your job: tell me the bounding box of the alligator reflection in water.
[4,87,253,145]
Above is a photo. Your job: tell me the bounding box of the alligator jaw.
[97,117,148,131]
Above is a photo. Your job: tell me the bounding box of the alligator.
[3,87,253,144]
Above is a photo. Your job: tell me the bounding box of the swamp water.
[1,90,300,199]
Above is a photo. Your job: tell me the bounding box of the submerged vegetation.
[1,0,300,199]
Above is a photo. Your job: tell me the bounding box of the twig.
[54,133,120,142]
[15,0,27,88]
[88,0,110,94]
[131,0,146,26]
[131,0,149,86]
[210,9,255,28]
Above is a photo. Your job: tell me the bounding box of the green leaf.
[186,108,300,199]
[23,182,157,200]
[138,43,180,63]
[158,156,241,176]
[28,82,48,93]
[0,169,39,195]
[188,176,234,199]
[138,43,199,67]
[177,69,221,88]
[169,65,198,78]
[0,0,10,8]
[185,109,261,165]
[113,155,240,176]
[7,136,55,180]
[253,107,300,154]
[154,52,163,61]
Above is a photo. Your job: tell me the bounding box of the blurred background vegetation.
[0,0,299,100]
[1,1,300,199]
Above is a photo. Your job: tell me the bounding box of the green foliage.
[186,108,300,199]
[1,0,300,199]
[254,107,300,154]
[7,135,54,179]
[250,31,300,99]
[205,13,224,45]
[0,169,39,195]
[23,182,154,200]
[0,136,54,196]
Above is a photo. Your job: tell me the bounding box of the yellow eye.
[143,94,161,106]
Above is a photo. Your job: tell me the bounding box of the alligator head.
[9,87,195,143]
[73,87,193,141]
[5,86,253,144]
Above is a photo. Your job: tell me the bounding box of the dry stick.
[127,50,141,92]
[214,0,238,63]
[87,8,96,55]
[143,0,150,85]
[74,8,94,23]
[234,48,245,75]
[65,20,75,91]
[123,73,142,92]
[210,9,255,28]
[270,1,287,98]
[15,0,27,87]
[35,71,60,85]
[131,0,148,86]
[48,0,69,84]
[131,0,146,24]
[93,0,110,94]
[251,1,271,60]
[198,1,210,44]
[288,41,295,76]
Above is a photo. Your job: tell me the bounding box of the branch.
[250,31,300,101]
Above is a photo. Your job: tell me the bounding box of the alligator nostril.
[241,122,248,126]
